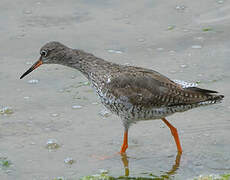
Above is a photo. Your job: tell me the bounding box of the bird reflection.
[166,152,182,176]
[120,152,182,178]
[121,153,130,176]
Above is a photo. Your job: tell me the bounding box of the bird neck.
[63,49,114,80]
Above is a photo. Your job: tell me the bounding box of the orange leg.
[161,118,183,153]
[120,130,128,154]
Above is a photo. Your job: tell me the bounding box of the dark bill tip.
[20,58,43,79]
[20,67,34,79]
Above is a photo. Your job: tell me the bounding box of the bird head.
[20,41,68,79]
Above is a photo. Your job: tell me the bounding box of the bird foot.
[120,144,128,154]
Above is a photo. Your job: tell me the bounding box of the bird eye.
[40,50,48,57]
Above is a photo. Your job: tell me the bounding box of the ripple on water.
[157,47,164,51]
[51,113,59,117]
[99,169,109,174]
[0,106,13,115]
[175,5,186,12]
[28,79,39,84]
[99,109,111,118]
[107,49,123,54]
[72,105,82,109]
[23,10,32,15]
[191,45,202,49]
[23,96,30,100]
[195,37,204,41]
[52,177,65,180]
[64,157,75,165]
[180,64,188,68]
[92,102,99,105]
[137,38,146,42]
[46,139,60,150]
[217,0,224,4]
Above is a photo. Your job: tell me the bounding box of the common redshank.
[20,41,224,154]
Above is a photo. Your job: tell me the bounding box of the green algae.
[79,172,230,180]
[50,172,230,180]
[202,27,213,32]
[0,106,13,115]
[0,157,11,168]
[80,170,170,180]
[52,177,66,180]
[167,25,175,30]
[193,174,230,180]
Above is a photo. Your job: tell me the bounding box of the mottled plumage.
[20,41,224,154]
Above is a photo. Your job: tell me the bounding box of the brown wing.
[105,69,223,108]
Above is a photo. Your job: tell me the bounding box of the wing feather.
[104,68,223,108]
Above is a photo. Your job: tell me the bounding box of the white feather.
[173,79,198,88]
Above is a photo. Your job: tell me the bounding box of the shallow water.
[0,0,230,179]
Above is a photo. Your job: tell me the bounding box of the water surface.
[0,0,230,179]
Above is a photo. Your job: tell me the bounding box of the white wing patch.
[173,79,198,88]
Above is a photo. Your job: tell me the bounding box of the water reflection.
[121,153,129,177]
[120,152,182,179]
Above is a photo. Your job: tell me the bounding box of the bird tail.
[185,87,224,105]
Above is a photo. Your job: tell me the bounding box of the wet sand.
[0,0,230,179]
